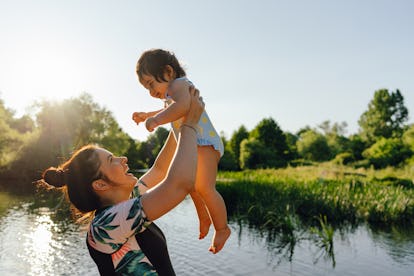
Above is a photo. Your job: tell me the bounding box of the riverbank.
[217,165,414,231]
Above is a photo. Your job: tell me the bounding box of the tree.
[218,134,238,171]
[135,127,169,168]
[402,124,414,152]
[35,93,131,156]
[9,115,35,133]
[228,125,249,169]
[241,118,289,168]
[402,124,414,165]
[4,93,132,183]
[348,134,367,161]
[284,132,299,160]
[297,129,331,162]
[318,120,350,156]
[362,137,411,168]
[0,99,34,168]
[358,89,409,144]
[239,138,268,169]
[124,137,146,170]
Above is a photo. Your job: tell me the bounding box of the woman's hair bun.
[43,167,66,188]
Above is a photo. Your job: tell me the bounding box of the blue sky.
[0,0,413,141]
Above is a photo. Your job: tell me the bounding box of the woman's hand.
[182,86,204,127]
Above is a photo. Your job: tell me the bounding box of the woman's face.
[95,148,137,191]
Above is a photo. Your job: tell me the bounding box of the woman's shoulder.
[88,197,150,251]
[91,197,147,229]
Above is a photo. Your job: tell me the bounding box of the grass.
[310,215,335,267]
[217,164,413,267]
[217,164,414,228]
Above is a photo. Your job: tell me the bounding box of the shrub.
[362,138,412,168]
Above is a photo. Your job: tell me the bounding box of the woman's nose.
[121,156,128,163]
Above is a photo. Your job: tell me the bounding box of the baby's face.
[139,74,169,100]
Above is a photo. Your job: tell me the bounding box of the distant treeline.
[221,89,413,171]
[0,89,413,191]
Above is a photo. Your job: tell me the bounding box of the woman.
[39,87,204,275]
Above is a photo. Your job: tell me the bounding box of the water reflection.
[0,199,97,275]
[233,218,334,271]
[0,191,413,276]
[23,209,55,275]
[368,225,414,266]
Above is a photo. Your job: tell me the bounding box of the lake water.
[0,190,413,275]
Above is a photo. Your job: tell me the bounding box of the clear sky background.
[0,0,413,141]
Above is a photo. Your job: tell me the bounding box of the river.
[0,190,413,275]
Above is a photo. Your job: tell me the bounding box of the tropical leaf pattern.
[127,199,142,220]
[88,195,157,274]
[90,211,118,244]
[132,185,141,198]
[115,251,156,275]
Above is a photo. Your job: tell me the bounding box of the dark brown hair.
[40,145,102,213]
[136,48,186,82]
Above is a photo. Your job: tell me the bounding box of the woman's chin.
[129,174,138,181]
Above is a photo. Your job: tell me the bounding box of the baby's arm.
[146,80,191,131]
[132,109,163,126]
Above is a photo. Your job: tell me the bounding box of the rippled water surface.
[0,191,413,275]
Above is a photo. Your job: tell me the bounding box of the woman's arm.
[141,87,203,221]
[138,130,177,189]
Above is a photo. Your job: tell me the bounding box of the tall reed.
[217,166,414,228]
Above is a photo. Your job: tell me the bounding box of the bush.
[352,159,371,169]
[333,152,354,165]
[362,138,412,169]
[240,138,287,169]
[297,130,332,162]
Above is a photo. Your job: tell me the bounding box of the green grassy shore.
[217,164,414,231]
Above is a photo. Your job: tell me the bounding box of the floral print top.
[87,184,159,275]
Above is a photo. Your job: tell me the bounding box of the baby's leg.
[189,191,211,239]
[195,146,231,254]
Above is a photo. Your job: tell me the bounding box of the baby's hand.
[145,117,159,132]
[132,112,147,125]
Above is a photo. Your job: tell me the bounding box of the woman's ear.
[92,180,110,191]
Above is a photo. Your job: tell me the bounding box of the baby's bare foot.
[199,217,212,240]
[209,226,231,254]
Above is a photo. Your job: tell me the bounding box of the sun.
[18,49,81,101]
[2,44,84,115]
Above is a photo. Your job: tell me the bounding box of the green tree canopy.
[219,134,238,171]
[284,132,299,160]
[228,125,249,170]
[239,138,268,169]
[358,89,408,144]
[0,99,35,168]
[35,93,130,156]
[318,120,350,156]
[347,134,367,161]
[4,93,132,183]
[297,129,331,162]
[362,137,411,168]
[402,124,414,152]
[135,127,169,168]
[240,118,289,168]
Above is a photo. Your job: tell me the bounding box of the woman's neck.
[98,188,131,207]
